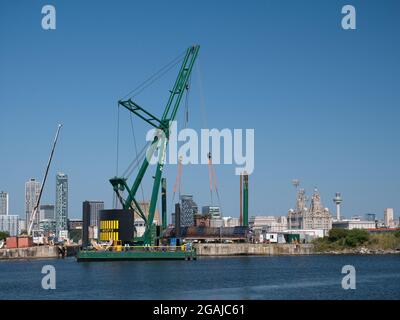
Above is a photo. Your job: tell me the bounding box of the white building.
[0,191,9,216]
[18,219,26,234]
[210,218,224,228]
[25,178,41,227]
[0,215,19,236]
[384,208,395,228]
[332,219,376,230]
[223,216,240,227]
[202,206,221,219]
[250,215,288,232]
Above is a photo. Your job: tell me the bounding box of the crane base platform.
[76,248,196,262]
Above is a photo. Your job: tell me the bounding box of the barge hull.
[77,250,196,261]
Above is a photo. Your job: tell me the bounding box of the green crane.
[110,45,200,245]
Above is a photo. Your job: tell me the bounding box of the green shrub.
[0,231,10,240]
[328,228,348,242]
[344,229,370,247]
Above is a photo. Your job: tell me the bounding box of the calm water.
[0,255,399,300]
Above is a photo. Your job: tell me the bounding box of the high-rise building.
[55,173,68,236]
[0,191,9,215]
[384,208,394,228]
[202,206,221,219]
[180,195,198,227]
[40,204,55,221]
[82,200,104,246]
[25,178,41,227]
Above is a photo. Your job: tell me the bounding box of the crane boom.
[28,124,63,236]
[110,45,200,245]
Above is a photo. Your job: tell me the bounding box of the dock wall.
[194,243,314,256]
[0,245,79,260]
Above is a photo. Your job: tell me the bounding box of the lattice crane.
[110,45,200,245]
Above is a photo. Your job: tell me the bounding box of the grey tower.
[333,192,342,221]
[55,173,68,235]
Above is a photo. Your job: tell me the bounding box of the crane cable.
[114,50,185,209]
[113,102,121,209]
[121,51,186,100]
[129,113,145,204]
[170,75,191,214]
[196,59,222,215]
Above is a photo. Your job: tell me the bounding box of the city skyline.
[1,1,400,220]
[0,175,397,221]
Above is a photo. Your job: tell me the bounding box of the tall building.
[82,200,104,246]
[202,206,221,219]
[40,204,55,221]
[288,188,332,234]
[25,178,41,227]
[0,191,9,215]
[384,208,394,228]
[55,173,68,236]
[180,195,198,227]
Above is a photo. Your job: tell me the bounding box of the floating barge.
[76,245,196,262]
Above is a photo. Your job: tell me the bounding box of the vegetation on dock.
[0,232,9,241]
[313,229,400,253]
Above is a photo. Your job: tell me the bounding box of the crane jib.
[110,45,200,245]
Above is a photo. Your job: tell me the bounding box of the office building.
[180,195,198,227]
[82,200,104,246]
[25,178,41,228]
[202,206,221,219]
[55,173,68,236]
[40,204,55,221]
[0,191,9,215]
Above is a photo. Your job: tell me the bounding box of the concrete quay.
[0,245,79,260]
[194,243,314,256]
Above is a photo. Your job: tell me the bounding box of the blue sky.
[0,0,399,221]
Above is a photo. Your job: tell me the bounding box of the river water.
[0,255,399,300]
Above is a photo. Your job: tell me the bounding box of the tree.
[328,228,348,242]
[345,229,369,247]
[69,229,82,244]
[0,231,10,240]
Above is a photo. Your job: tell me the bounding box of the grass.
[312,229,400,252]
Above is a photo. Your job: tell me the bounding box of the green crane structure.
[110,45,200,246]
